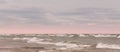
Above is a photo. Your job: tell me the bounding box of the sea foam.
[96,43,120,49]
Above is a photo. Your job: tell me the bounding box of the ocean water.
[0,34,120,52]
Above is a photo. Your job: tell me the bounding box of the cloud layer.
[0,0,120,33]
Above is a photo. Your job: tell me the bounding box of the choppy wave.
[78,34,88,37]
[48,34,67,37]
[96,43,120,49]
[48,34,118,38]
[116,35,120,38]
[13,37,52,41]
[13,37,31,40]
[12,36,120,50]
[13,37,93,50]
[92,35,117,37]
[12,34,120,38]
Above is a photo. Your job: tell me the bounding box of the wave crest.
[96,43,120,49]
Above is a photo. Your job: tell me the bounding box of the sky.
[0,0,120,34]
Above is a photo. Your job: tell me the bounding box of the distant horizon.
[1,32,120,34]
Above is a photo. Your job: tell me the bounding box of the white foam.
[55,42,67,46]
[26,37,54,45]
[26,37,91,49]
[79,34,88,37]
[55,42,78,48]
[27,37,40,43]
[13,37,52,42]
[13,38,21,40]
[96,43,120,49]
[56,44,91,50]
[20,37,92,50]
[78,44,91,48]
[27,38,79,48]
[93,34,117,37]
[39,50,47,52]
[58,47,68,50]
[13,37,31,40]
[117,35,120,38]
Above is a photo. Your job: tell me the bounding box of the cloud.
[0,8,46,25]
[1,7,120,27]
[1,0,120,33]
[0,0,120,27]
[0,0,5,3]
[0,7,67,26]
[55,8,120,26]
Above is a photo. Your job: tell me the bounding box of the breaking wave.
[96,43,120,49]
[79,34,88,37]
[92,35,117,37]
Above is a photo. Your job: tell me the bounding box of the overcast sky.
[0,0,120,34]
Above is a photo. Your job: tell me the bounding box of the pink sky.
[0,25,120,34]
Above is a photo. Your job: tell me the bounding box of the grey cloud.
[0,7,65,26]
[55,8,120,25]
[0,0,6,3]
[0,2,120,26]
[0,8,46,25]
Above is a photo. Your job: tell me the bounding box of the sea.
[0,34,120,52]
